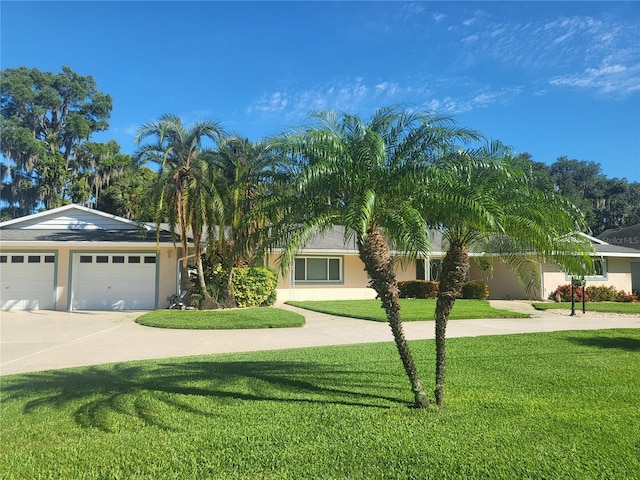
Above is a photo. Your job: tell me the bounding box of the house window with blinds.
[294,257,342,283]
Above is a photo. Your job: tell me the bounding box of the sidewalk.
[1,301,638,376]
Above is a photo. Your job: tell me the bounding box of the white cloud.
[248,92,288,114]
[550,62,640,96]
[433,13,446,23]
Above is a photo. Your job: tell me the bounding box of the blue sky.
[2,1,639,181]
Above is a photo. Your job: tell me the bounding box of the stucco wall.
[269,252,416,301]
[541,257,634,299]
[468,259,534,300]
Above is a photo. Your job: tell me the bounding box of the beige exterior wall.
[0,244,178,310]
[267,252,636,302]
[541,257,634,298]
[468,259,534,300]
[269,253,417,301]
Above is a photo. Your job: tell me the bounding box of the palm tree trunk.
[359,227,430,408]
[434,240,469,406]
[220,263,237,308]
[196,255,220,309]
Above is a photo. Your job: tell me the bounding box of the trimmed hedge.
[398,280,439,299]
[461,280,489,299]
[231,267,278,307]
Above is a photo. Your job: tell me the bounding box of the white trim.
[0,241,175,248]
[581,232,608,245]
[0,204,152,230]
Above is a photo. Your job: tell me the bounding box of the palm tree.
[209,136,276,307]
[270,107,479,408]
[135,114,225,309]
[419,143,594,406]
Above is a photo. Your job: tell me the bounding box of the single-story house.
[3,205,638,310]
[0,204,182,311]
[267,227,640,301]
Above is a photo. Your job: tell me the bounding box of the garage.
[70,252,158,310]
[0,252,56,310]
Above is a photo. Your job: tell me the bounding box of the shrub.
[550,284,588,302]
[616,290,638,303]
[550,284,637,303]
[585,285,618,302]
[398,280,439,299]
[461,280,489,300]
[231,267,278,307]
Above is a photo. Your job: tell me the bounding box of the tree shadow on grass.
[567,336,640,352]
[1,359,406,431]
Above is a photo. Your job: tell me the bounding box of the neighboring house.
[0,204,183,311]
[267,227,640,301]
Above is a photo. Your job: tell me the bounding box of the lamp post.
[570,276,576,316]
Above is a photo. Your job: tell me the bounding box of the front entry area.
[70,252,158,310]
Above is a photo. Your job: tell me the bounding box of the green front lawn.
[533,301,640,314]
[136,307,305,329]
[287,298,529,321]
[2,329,638,479]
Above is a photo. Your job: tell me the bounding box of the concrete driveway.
[1,302,638,376]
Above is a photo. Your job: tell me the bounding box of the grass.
[286,298,530,321]
[3,329,638,479]
[533,301,640,314]
[136,307,305,329]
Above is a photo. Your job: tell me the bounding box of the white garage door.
[71,253,157,310]
[0,253,56,310]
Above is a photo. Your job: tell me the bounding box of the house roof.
[0,228,175,243]
[272,226,640,259]
[597,223,640,251]
[0,204,178,245]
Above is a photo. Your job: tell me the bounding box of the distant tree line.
[2,66,637,236]
[514,154,640,235]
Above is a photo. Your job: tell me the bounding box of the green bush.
[550,284,638,303]
[585,285,618,302]
[461,280,489,299]
[398,280,439,299]
[231,267,278,307]
[550,283,587,302]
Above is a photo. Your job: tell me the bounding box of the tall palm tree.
[135,114,225,309]
[270,107,479,408]
[419,143,594,406]
[209,136,276,307]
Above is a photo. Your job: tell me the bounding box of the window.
[128,256,141,264]
[0,256,6,263]
[293,257,341,282]
[28,256,41,263]
[112,256,125,264]
[144,256,156,264]
[585,258,607,280]
[416,259,425,280]
[11,255,24,263]
[44,256,55,263]
[96,256,109,264]
[80,256,93,263]
[430,260,442,281]
[567,258,608,281]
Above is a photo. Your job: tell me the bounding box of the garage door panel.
[72,253,157,310]
[0,253,56,310]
